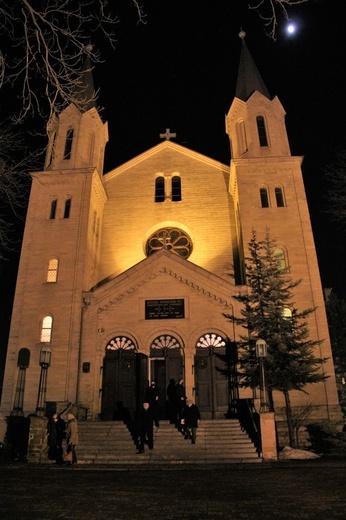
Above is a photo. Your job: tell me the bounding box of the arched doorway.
[194,333,230,419]
[101,336,147,420]
[150,334,184,419]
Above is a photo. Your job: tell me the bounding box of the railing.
[60,402,88,421]
[236,398,262,456]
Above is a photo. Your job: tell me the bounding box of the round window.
[146,228,192,259]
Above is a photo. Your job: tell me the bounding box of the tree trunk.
[283,390,296,448]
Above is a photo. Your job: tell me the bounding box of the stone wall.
[27,416,48,463]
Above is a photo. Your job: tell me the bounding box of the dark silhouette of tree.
[325,151,346,230]
[326,290,346,417]
[224,229,327,447]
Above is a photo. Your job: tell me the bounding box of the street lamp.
[255,339,270,413]
[35,345,52,416]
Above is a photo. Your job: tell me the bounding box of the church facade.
[0,36,341,425]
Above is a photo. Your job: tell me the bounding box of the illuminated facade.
[1,36,341,425]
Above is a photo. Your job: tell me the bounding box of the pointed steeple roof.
[235,31,271,102]
[73,55,97,112]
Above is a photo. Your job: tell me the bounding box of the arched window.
[150,335,182,356]
[106,336,137,351]
[89,132,95,165]
[197,333,226,349]
[171,176,182,201]
[260,187,269,208]
[282,308,292,319]
[256,116,268,147]
[274,247,286,271]
[155,176,165,202]
[50,198,57,219]
[64,128,74,160]
[41,316,53,343]
[47,131,57,167]
[275,187,285,207]
[64,197,71,218]
[47,258,59,282]
[282,307,293,332]
[236,119,247,155]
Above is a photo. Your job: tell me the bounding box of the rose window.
[146,228,192,259]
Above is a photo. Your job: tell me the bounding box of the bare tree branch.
[0,121,42,257]
[249,0,309,40]
[0,1,147,256]
[0,0,119,123]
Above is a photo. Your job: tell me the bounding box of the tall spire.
[73,54,97,112]
[235,31,270,101]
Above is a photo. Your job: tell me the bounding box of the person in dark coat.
[166,378,176,423]
[47,413,66,464]
[144,380,160,428]
[182,399,201,444]
[175,378,186,432]
[136,402,154,454]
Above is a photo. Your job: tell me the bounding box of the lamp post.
[35,345,52,416]
[255,339,270,413]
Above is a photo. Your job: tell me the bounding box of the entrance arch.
[101,336,147,420]
[150,334,184,419]
[194,333,229,419]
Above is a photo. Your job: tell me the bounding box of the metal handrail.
[236,398,261,456]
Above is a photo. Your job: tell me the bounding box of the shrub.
[307,422,346,456]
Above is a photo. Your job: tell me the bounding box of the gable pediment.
[104,140,229,182]
[86,250,234,312]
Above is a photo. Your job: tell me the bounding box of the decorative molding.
[98,266,231,312]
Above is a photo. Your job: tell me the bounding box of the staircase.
[76,420,262,465]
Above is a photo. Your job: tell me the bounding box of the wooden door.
[101,350,136,420]
[194,348,228,418]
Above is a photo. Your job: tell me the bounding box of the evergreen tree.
[225,229,327,447]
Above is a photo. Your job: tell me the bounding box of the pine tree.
[225,229,327,447]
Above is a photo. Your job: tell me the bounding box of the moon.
[286,23,297,35]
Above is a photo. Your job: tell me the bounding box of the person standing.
[182,399,201,444]
[136,402,154,454]
[144,380,160,428]
[175,378,186,432]
[47,413,65,463]
[54,414,66,464]
[65,413,78,465]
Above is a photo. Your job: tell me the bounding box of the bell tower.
[1,60,108,415]
[225,32,340,420]
[226,31,290,160]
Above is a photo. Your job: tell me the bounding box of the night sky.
[0,0,345,390]
[95,0,346,298]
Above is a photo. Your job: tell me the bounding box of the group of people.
[134,378,201,453]
[47,412,78,465]
[46,379,200,459]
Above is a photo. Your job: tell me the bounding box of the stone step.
[69,418,261,465]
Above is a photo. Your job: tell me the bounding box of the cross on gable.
[159,128,176,141]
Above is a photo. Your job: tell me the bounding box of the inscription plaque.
[145,299,185,320]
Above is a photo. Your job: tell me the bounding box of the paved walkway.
[1,460,345,519]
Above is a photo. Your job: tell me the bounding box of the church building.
[0,33,340,428]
